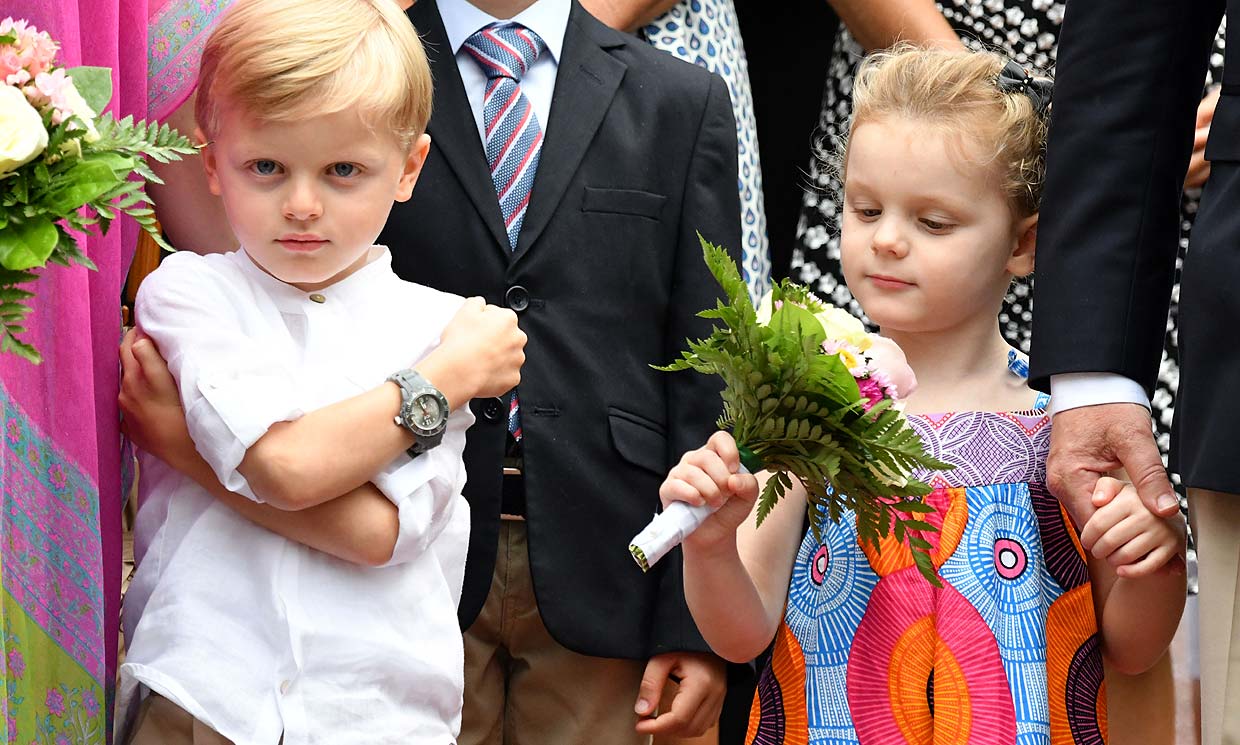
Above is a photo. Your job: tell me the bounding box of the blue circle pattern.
[785,508,878,744]
[645,0,770,303]
[938,483,1068,745]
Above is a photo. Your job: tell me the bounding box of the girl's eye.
[856,208,881,219]
[252,160,279,176]
[331,163,358,178]
[921,218,953,231]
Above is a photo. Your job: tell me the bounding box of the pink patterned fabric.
[146,0,231,122]
[0,1,147,742]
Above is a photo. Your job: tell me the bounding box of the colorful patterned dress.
[747,398,1107,745]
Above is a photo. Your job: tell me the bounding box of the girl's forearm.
[1096,565,1187,676]
[175,446,400,566]
[827,0,961,51]
[683,540,780,662]
[579,0,681,32]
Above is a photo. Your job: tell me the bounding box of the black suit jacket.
[382,0,741,659]
[1030,0,1238,492]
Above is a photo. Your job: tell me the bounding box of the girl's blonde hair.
[845,46,1051,216]
[196,0,432,150]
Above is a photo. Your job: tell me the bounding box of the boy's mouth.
[867,274,915,290]
[277,234,329,252]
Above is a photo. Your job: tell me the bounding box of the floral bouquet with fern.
[0,17,195,362]
[628,237,951,584]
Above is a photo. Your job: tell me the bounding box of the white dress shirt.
[118,249,473,745]
[1048,372,1151,416]
[437,0,570,146]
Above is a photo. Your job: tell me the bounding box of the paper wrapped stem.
[629,446,762,572]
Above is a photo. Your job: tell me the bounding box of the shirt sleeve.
[135,254,305,502]
[1048,373,1151,417]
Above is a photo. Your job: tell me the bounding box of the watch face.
[412,393,444,428]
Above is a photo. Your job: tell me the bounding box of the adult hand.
[1047,403,1179,533]
[1185,86,1220,189]
[118,329,194,468]
[633,652,727,737]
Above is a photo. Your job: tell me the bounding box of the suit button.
[505,285,530,312]
[482,397,504,421]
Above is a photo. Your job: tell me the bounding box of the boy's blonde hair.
[845,46,1051,217]
[196,0,432,149]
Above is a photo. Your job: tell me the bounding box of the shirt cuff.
[1048,373,1150,417]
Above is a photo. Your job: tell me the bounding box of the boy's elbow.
[242,439,329,510]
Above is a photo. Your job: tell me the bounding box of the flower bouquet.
[0,17,196,362]
[628,237,952,584]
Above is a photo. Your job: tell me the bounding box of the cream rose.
[816,306,872,351]
[0,85,48,173]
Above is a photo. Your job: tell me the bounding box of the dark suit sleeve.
[651,73,743,656]
[1028,0,1223,394]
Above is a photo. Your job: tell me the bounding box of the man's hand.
[1185,86,1220,189]
[118,329,196,468]
[633,652,726,737]
[1047,403,1179,533]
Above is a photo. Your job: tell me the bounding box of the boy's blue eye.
[253,160,278,175]
[331,163,357,178]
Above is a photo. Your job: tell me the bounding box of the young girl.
[661,48,1187,744]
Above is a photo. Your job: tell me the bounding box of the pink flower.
[7,649,23,677]
[44,687,65,716]
[0,47,26,85]
[856,376,885,412]
[0,18,58,81]
[47,463,66,489]
[6,420,20,443]
[864,335,917,400]
[81,688,100,716]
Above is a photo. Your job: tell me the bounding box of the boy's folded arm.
[177,445,400,566]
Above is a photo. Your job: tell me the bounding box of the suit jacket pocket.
[608,406,668,476]
[582,187,667,220]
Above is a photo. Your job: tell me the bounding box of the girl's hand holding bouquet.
[630,238,950,583]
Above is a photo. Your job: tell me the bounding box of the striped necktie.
[463,22,546,443]
[462,22,546,252]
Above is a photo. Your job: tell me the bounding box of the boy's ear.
[197,127,223,197]
[1007,213,1037,278]
[394,133,432,202]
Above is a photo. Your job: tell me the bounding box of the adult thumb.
[1115,433,1178,517]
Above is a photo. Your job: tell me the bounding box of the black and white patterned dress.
[789,2,1225,480]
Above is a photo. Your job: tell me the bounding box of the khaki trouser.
[1188,488,1240,745]
[459,520,650,745]
[126,695,235,745]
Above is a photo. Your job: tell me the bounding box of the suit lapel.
[410,0,511,254]
[511,2,627,264]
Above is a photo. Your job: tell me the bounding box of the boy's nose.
[283,180,323,221]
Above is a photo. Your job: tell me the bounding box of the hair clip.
[996,59,1052,117]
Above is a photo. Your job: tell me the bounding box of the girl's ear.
[197,127,223,197]
[1007,213,1037,277]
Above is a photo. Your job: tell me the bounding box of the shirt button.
[280,680,291,694]
[308,293,326,304]
[504,285,529,312]
[482,397,504,421]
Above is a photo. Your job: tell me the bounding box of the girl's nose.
[871,218,909,259]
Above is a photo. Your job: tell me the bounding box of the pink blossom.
[32,69,74,123]
[44,687,65,716]
[0,18,58,79]
[0,47,26,86]
[864,335,917,400]
[81,688,100,716]
[6,649,23,677]
[856,376,885,412]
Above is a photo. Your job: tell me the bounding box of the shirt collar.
[235,246,397,312]
[438,0,569,65]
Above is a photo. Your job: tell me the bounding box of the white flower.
[815,306,872,351]
[0,84,47,174]
[59,78,99,142]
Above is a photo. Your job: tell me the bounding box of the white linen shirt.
[118,248,473,745]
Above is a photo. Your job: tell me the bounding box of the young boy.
[116,0,525,743]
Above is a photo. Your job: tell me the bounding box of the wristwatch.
[387,368,450,457]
